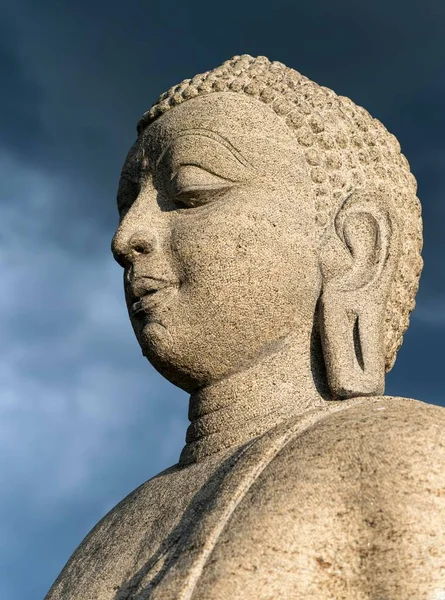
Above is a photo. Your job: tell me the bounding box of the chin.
[138,322,206,393]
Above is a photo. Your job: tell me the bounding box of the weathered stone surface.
[45,55,445,599]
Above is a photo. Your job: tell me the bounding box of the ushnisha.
[46,55,444,600]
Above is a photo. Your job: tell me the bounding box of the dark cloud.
[0,29,48,163]
[1,1,444,598]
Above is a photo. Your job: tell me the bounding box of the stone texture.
[45,55,445,599]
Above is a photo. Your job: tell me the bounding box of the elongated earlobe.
[318,190,400,399]
[319,293,386,397]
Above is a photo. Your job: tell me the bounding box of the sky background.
[1,0,444,598]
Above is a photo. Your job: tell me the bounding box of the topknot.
[136,54,423,373]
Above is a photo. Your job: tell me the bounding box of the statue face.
[112,93,322,392]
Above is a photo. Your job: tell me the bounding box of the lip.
[130,282,179,317]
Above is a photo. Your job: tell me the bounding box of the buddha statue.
[45,55,445,600]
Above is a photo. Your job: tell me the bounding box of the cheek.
[170,197,320,324]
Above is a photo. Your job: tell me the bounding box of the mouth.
[130,284,179,318]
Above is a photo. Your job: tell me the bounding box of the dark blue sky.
[1,1,444,598]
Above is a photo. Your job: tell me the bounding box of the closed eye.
[170,164,234,208]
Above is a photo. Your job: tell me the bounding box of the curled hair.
[137,54,423,372]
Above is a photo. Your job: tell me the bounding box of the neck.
[179,325,331,465]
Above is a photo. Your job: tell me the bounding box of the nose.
[111,230,157,268]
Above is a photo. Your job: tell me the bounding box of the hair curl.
[137,54,423,372]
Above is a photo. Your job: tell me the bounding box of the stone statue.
[45,55,445,599]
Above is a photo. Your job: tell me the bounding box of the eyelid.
[172,163,234,190]
[170,166,234,207]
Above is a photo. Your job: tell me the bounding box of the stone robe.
[45,396,445,600]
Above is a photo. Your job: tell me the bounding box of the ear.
[318,189,401,399]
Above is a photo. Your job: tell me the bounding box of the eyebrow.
[155,128,257,171]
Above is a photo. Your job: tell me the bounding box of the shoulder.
[238,395,445,543]
[209,397,445,595]
[280,395,444,456]
[264,395,445,493]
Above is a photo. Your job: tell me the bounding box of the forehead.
[124,93,306,178]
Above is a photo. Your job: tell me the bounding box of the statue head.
[111,55,423,399]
